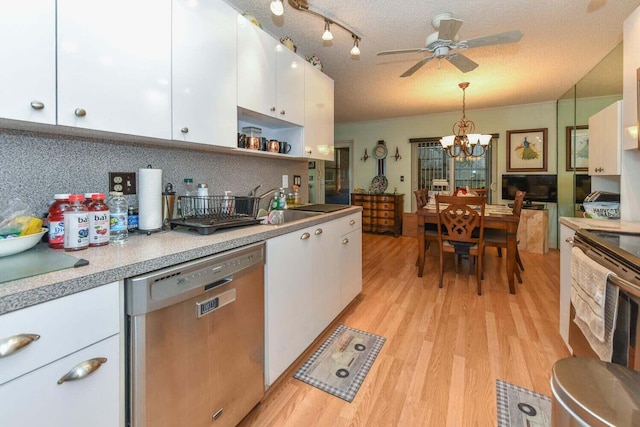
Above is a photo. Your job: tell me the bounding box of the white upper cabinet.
[172,0,238,146]
[0,1,56,124]
[589,100,622,176]
[57,0,172,139]
[237,17,305,126]
[304,62,335,160]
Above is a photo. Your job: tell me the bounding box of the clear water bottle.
[108,191,128,243]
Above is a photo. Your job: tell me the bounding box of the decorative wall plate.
[370,175,388,193]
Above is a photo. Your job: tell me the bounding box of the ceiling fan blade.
[377,48,427,56]
[446,53,479,73]
[400,56,435,78]
[438,18,463,41]
[462,30,523,49]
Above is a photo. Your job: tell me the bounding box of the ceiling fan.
[377,13,523,77]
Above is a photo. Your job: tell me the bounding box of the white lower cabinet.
[0,282,122,426]
[265,213,362,386]
[0,335,119,427]
[559,224,575,351]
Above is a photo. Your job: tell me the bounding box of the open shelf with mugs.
[237,109,303,158]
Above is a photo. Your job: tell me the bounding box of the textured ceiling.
[225,0,638,123]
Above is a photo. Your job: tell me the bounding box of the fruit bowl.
[0,228,47,257]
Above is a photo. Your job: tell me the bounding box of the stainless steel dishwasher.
[125,242,265,427]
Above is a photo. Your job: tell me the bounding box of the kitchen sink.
[265,209,322,224]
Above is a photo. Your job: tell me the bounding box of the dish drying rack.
[169,195,262,235]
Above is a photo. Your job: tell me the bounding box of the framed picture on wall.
[506,128,548,172]
[308,161,316,169]
[565,125,589,171]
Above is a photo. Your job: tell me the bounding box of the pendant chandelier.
[440,82,491,158]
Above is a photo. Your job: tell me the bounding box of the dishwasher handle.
[205,277,232,291]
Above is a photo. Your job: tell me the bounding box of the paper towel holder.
[138,165,164,234]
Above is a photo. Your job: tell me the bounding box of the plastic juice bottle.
[88,193,110,247]
[63,194,89,251]
[48,194,70,249]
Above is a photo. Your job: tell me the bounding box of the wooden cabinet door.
[0,1,56,124]
[57,0,171,138]
[172,0,238,146]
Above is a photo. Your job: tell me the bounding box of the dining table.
[416,203,520,294]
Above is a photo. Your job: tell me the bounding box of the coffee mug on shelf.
[246,136,260,150]
[279,141,291,154]
[268,139,280,153]
[260,137,268,151]
[237,133,246,148]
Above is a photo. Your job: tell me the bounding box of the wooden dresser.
[351,193,404,237]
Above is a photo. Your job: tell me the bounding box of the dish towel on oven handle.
[570,246,619,361]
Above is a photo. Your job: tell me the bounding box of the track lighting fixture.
[270,0,361,55]
[270,0,284,16]
[350,35,360,56]
[322,20,333,41]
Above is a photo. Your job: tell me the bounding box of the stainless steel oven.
[570,229,640,369]
[125,242,265,427]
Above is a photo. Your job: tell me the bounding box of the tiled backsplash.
[0,128,308,218]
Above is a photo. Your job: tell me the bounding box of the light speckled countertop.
[0,207,361,315]
[559,216,640,233]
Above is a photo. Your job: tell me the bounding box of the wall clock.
[373,141,388,160]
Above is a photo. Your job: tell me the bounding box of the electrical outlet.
[293,175,301,186]
[282,174,289,188]
[109,172,136,195]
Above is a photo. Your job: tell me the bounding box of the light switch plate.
[293,175,301,186]
[282,174,289,188]
[109,172,136,194]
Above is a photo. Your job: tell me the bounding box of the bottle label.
[89,212,110,245]
[49,220,65,245]
[64,212,89,249]
[110,213,128,232]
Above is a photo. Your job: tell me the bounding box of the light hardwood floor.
[239,233,570,426]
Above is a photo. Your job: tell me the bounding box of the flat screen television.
[501,174,558,203]
[575,174,591,203]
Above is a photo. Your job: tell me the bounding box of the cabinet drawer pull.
[342,238,349,245]
[270,106,276,112]
[57,357,107,384]
[565,237,574,244]
[349,219,356,225]
[74,108,86,117]
[300,232,310,240]
[0,333,40,358]
[280,110,285,115]
[315,228,323,235]
[181,127,189,133]
[30,101,44,110]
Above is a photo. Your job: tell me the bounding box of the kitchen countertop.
[559,216,640,233]
[0,206,361,316]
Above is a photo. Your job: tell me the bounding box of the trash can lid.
[551,358,640,426]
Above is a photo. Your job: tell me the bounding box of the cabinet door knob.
[306,149,312,155]
[270,106,276,112]
[30,101,45,110]
[0,333,40,358]
[74,108,87,117]
[57,357,107,384]
[280,110,285,115]
[300,232,310,240]
[315,228,323,235]
[181,127,189,133]
[342,238,349,245]
[349,219,356,225]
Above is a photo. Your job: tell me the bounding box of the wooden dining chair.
[484,190,526,283]
[414,189,440,265]
[435,195,486,295]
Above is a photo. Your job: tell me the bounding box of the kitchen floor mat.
[293,324,385,402]
[0,243,88,284]
[496,379,552,426]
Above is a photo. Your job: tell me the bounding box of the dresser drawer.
[374,210,395,219]
[0,282,120,385]
[374,202,396,211]
[377,196,395,203]
[375,218,396,227]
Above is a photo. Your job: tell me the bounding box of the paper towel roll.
[138,167,163,231]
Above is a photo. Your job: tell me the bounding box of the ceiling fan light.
[322,21,333,41]
[270,0,284,16]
